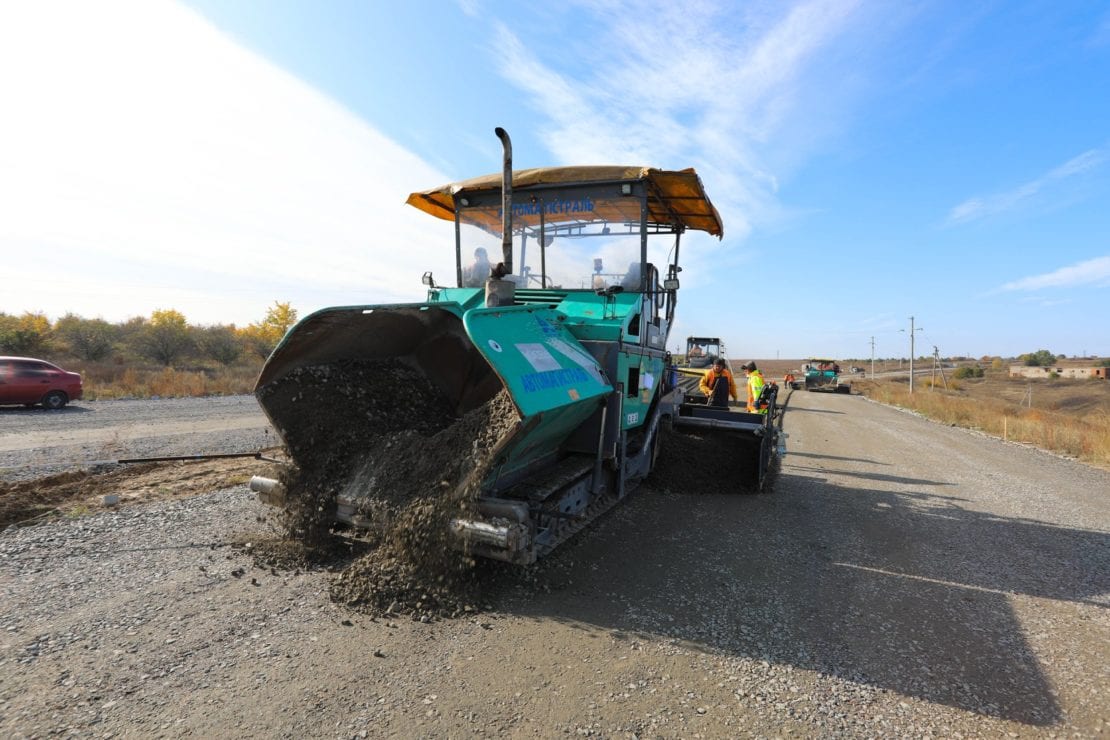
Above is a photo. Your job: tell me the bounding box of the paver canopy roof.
[406,166,723,239]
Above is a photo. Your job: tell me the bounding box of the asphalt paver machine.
[801,358,851,393]
[252,129,777,563]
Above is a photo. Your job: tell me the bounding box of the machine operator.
[463,247,492,287]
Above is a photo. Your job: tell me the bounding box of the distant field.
[852,371,1110,469]
[725,359,1110,421]
[854,371,1110,417]
[712,358,1110,468]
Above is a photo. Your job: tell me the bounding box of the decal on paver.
[521,367,590,393]
[535,316,560,338]
[515,343,561,373]
[546,337,606,386]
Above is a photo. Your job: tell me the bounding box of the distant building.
[1009,364,1109,380]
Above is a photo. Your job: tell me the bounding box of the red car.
[0,356,83,409]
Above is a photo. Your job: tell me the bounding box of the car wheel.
[42,391,68,410]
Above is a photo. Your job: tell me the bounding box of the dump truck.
[250,129,778,564]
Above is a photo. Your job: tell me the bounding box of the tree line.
[1019,349,1110,368]
[0,302,298,367]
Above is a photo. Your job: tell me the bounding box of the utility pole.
[933,346,949,390]
[901,316,923,393]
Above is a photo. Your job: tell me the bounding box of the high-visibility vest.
[747,370,765,411]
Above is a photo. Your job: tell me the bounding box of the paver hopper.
[669,382,780,491]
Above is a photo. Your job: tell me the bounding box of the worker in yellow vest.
[741,361,766,414]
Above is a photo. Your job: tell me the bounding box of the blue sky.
[2,1,1108,359]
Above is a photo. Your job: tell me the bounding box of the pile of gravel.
[257,359,521,620]
[256,359,459,543]
[329,388,519,620]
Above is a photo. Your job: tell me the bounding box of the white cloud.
[997,255,1110,292]
[492,0,865,258]
[947,149,1108,225]
[0,0,455,325]
[455,0,482,18]
[486,0,882,355]
[1017,296,1073,307]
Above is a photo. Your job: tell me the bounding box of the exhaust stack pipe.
[486,127,516,307]
[495,126,513,273]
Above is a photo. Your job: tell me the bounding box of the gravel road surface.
[1,392,1107,737]
[0,396,275,481]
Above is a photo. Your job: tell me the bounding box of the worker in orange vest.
[699,358,737,407]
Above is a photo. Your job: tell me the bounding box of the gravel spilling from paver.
[256,359,524,620]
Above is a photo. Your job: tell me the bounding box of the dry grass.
[70,361,261,400]
[855,373,1110,468]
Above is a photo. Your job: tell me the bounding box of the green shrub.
[1020,349,1056,367]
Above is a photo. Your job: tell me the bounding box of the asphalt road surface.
[1,391,1107,737]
